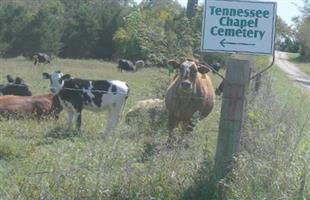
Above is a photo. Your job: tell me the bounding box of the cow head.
[15,77,25,85]
[168,59,211,92]
[42,71,71,94]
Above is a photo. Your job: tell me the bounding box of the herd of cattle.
[0,57,219,139]
[117,59,145,72]
[33,53,145,72]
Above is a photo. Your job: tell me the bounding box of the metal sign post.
[200,0,277,184]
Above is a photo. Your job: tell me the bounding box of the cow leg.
[168,113,178,132]
[103,110,119,137]
[70,106,82,130]
[65,109,74,128]
[103,102,124,137]
[168,113,179,141]
[33,102,44,120]
[166,114,180,147]
[75,110,82,130]
[181,119,196,133]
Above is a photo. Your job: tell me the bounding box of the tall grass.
[226,65,310,199]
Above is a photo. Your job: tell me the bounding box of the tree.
[60,0,129,59]
[9,0,64,57]
[60,4,99,58]
[0,2,30,56]
[114,0,184,63]
[275,16,298,52]
[295,0,310,56]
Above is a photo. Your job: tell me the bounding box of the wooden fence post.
[214,59,251,182]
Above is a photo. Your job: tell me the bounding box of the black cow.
[0,75,32,96]
[118,59,135,72]
[43,71,130,137]
[210,62,221,73]
[34,53,51,65]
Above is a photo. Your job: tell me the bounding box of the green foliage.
[114,1,203,63]
[0,0,64,57]
[0,0,227,63]
[295,1,310,57]
[61,4,100,58]
[297,16,310,56]
[0,2,30,56]
[276,16,299,53]
[21,0,64,56]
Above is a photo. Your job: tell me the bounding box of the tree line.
[0,0,309,63]
[0,0,203,64]
[276,0,310,58]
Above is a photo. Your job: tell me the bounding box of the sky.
[135,0,304,25]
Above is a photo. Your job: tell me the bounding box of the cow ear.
[61,74,71,81]
[6,75,14,83]
[42,73,50,79]
[198,63,211,74]
[168,60,180,69]
[15,77,24,84]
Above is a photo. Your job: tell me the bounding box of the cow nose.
[181,81,191,90]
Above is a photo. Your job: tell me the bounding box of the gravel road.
[275,51,310,90]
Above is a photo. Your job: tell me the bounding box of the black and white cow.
[118,59,135,72]
[42,71,129,136]
[34,53,51,65]
[210,62,221,73]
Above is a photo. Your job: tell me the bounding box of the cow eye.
[190,67,197,74]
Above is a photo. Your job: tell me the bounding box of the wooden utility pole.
[214,59,251,182]
[186,0,198,19]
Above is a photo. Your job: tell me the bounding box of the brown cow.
[165,59,215,136]
[0,94,62,120]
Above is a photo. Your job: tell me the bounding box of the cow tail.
[125,83,129,100]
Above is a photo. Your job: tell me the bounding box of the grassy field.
[0,56,309,199]
[0,57,224,199]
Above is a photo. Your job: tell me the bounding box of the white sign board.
[201,0,277,55]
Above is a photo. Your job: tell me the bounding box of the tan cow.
[0,94,62,120]
[125,98,167,126]
[165,59,215,136]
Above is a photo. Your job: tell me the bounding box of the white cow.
[43,71,129,137]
